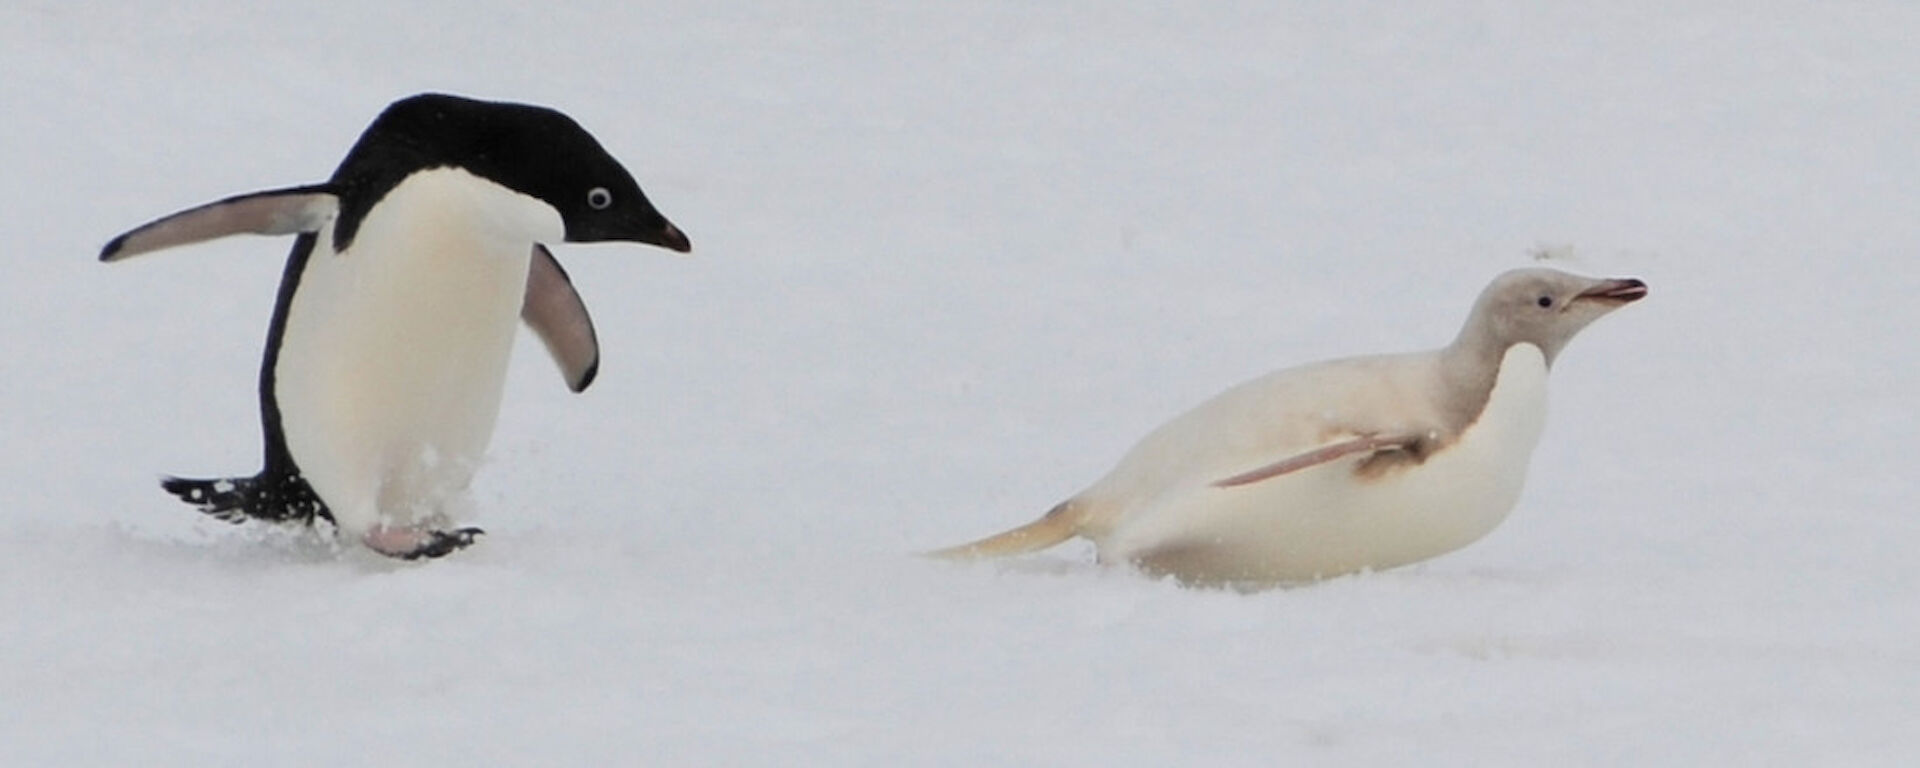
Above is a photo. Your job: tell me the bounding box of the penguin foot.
[403,527,485,560]
[363,525,484,560]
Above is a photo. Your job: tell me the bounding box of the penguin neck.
[399,167,566,245]
[340,167,564,253]
[1435,333,1535,435]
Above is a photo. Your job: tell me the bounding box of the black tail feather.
[161,472,333,527]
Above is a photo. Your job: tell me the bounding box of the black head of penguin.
[327,93,690,254]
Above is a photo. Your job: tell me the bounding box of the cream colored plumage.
[933,268,1646,587]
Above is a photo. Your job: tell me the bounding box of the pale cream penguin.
[935,268,1646,587]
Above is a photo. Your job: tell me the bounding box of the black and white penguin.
[102,93,691,559]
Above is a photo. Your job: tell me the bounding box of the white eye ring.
[586,187,613,210]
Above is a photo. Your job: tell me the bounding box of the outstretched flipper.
[161,472,332,526]
[100,185,339,262]
[1212,432,1430,488]
[522,244,601,392]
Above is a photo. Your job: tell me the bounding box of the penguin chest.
[274,169,562,522]
[1114,344,1551,585]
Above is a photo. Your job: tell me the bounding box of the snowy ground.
[5,2,1918,764]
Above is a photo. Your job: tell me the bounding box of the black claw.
[400,527,485,560]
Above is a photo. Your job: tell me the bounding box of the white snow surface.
[5,2,1918,764]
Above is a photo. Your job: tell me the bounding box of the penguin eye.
[586,187,613,210]
[1536,295,1554,308]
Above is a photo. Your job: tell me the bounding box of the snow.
[5,1,1918,764]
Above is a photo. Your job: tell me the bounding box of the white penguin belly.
[1106,344,1550,585]
[274,169,562,535]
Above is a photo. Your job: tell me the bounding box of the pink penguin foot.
[362,524,484,560]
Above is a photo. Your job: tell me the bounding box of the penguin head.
[333,93,690,253]
[1460,268,1647,365]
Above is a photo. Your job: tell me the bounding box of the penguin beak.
[641,221,692,253]
[1575,277,1648,305]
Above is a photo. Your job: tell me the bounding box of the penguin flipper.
[522,244,601,392]
[101,185,339,262]
[1211,432,1429,488]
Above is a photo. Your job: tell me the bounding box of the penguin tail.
[161,472,333,527]
[925,500,1086,560]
